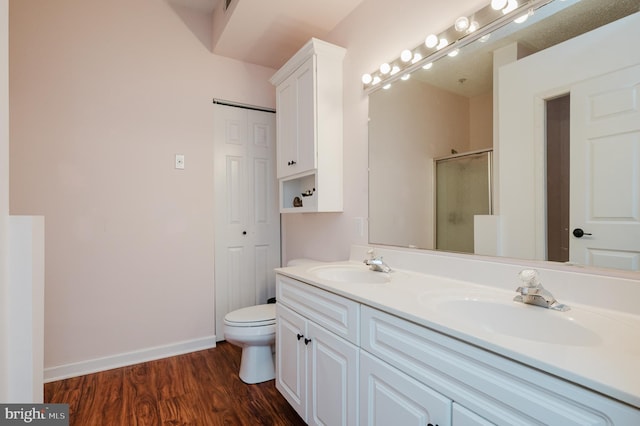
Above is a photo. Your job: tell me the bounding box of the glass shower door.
[435,150,492,253]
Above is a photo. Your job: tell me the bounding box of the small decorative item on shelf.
[293,196,303,207]
[301,187,316,197]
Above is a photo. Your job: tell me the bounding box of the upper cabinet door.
[276,56,316,179]
[294,57,316,175]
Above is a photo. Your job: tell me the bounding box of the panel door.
[570,64,640,270]
[276,75,297,178]
[359,351,451,426]
[276,303,308,421]
[276,56,316,178]
[294,55,316,174]
[307,321,358,426]
[213,104,280,339]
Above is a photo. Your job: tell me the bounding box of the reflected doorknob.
[572,228,592,238]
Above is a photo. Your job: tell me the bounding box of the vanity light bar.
[362,0,553,93]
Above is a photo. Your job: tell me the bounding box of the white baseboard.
[44,335,217,383]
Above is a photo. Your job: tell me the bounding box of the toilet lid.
[224,304,276,327]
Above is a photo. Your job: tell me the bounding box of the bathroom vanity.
[275,245,640,425]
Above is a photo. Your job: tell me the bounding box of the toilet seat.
[224,304,276,327]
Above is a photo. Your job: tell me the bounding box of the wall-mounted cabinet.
[270,38,345,213]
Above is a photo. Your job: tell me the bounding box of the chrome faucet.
[364,249,392,273]
[514,269,569,311]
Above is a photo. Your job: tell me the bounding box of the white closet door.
[570,64,640,270]
[213,104,280,339]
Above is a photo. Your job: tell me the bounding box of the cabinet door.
[307,322,358,426]
[276,56,316,178]
[276,304,308,421]
[275,74,297,178]
[360,351,451,426]
[294,55,316,173]
[452,403,495,426]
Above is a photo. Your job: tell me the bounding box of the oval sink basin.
[309,264,391,284]
[421,293,602,346]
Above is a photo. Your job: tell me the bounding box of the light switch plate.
[175,154,185,169]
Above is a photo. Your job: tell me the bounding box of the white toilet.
[223,258,321,384]
[224,303,277,384]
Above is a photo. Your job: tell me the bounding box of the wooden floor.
[44,342,306,426]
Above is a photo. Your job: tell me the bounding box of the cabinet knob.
[297,333,304,341]
[304,338,312,345]
[287,160,297,166]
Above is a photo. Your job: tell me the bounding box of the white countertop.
[276,260,640,409]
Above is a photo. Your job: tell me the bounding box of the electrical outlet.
[175,154,185,169]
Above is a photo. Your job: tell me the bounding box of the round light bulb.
[491,0,508,10]
[425,34,438,49]
[361,73,373,85]
[401,73,411,81]
[383,83,392,90]
[448,49,459,57]
[400,49,413,62]
[437,38,449,50]
[411,53,423,64]
[514,13,528,23]
[379,63,391,75]
[422,62,433,70]
[503,0,518,14]
[390,65,400,76]
[454,16,470,32]
[479,34,491,43]
[468,21,479,33]
[372,76,381,85]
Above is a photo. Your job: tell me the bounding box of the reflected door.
[570,64,640,270]
[435,151,492,253]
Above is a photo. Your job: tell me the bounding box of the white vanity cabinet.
[361,305,639,425]
[275,275,359,425]
[269,38,345,213]
[275,270,639,425]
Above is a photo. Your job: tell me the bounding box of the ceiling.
[168,0,365,69]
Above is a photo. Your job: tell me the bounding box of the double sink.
[307,263,631,348]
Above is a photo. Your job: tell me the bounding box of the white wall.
[498,13,640,260]
[7,216,44,402]
[0,0,9,401]
[281,0,487,264]
[9,0,276,379]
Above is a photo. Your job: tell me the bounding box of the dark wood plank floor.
[44,342,306,426]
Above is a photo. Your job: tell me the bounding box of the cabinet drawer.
[361,306,637,426]
[277,274,359,344]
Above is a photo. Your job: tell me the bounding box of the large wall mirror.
[368,0,640,271]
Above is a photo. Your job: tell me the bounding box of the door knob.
[572,228,592,238]
[242,231,247,235]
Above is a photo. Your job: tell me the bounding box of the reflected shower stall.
[435,149,493,253]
